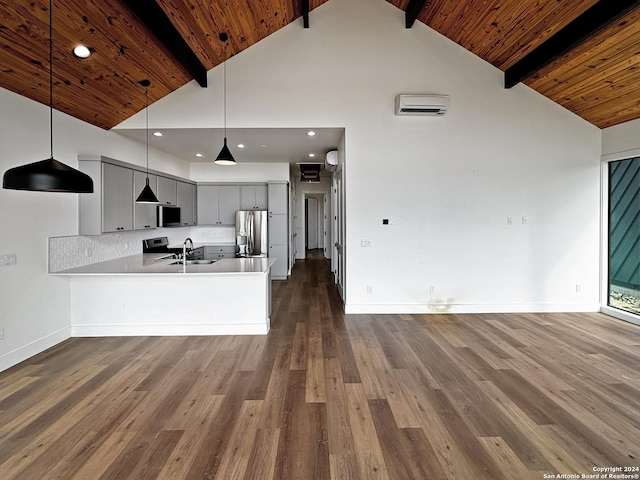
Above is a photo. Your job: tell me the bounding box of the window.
[608,157,640,315]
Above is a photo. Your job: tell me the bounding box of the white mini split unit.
[325,150,339,172]
[395,94,449,116]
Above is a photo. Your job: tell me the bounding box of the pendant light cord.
[49,0,54,159]
[223,40,227,140]
[145,86,149,175]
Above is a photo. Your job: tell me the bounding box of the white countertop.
[54,254,275,276]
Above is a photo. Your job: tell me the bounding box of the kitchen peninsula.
[55,255,275,336]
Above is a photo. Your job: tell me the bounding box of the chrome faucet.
[183,237,194,259]
[182,238,194,273]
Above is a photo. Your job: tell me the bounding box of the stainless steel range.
[142,236,184,257]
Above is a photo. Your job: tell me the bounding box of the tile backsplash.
[49,226,235,272]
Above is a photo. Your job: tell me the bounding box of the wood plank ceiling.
[0,0,639,130]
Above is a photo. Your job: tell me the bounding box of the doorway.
[304,194,326,259]
[306,197,319,250]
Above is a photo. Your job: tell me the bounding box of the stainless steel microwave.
[157,205,181,227]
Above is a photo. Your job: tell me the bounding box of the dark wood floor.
[1,254,639,479]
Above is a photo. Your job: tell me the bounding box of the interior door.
[307,197,318,250]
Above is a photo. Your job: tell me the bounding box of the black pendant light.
[214,33,236,166]
[2,0,93,193]
[135,80,160,204]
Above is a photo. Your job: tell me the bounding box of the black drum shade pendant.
[2,0,93,193]
[135,80,160,204]
[214,33,236,166]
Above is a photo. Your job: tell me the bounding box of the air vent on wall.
[395,94,449,116]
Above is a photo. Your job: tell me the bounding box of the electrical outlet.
[522,216,528,225]
[366,285,373,294]
[506,217,513,225]
[429,284,436,293]
[360,239,372,247]
[85,248,92,258]
[0,254,17,267]
[576,284,582,293]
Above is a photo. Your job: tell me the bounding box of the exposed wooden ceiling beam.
[405,0,429,29]
[121,0,208,88]
[505,0,640,88]
[302,0,310,28]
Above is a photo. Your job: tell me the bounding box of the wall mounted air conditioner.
[395,94,449,116]
[325,150,339,172]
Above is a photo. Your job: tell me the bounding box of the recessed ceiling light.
[153,131,163,137]
[72,45,92,59]
[195,153,203,157]
[308,153,316,158]
[307,131,316,136]
[237,144,245,149]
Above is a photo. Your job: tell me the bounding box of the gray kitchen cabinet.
[267,181,289,279]
[102,163,134,233]
[268,243,288,279]
[177,181,196,226]
[218,186,240,224]
[79,155,195,236]
[79,157,134,235]
[157,176,177,205]
[196,185,219,225]
[133,170,158,230]
[204,245,236,259]
[268,182,288,215]
[268,214,288,244]
[240,184,268,210]
[197,185,240,225]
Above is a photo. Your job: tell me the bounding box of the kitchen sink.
[170,259,217,265]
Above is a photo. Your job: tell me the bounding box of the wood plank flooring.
[1,252,639,479]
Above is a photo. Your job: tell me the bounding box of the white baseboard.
[344,303,602,315]
[601,306,640,326]
[0,327,71,373]
[71,322,270,337]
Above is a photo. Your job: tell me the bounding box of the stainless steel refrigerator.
[235,210,268,257]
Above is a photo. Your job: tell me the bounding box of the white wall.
[602,118,640,161]
[190,162,289,182]
[117,0,602,314]
[0,87,190,371]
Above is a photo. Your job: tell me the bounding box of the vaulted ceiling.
[1,0,639,130]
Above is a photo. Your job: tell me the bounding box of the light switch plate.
[0,254,17,267]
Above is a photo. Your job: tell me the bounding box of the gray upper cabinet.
[102,163,134,233]
[196,185,219,225]
[218,186,240,224]
[177,181,196,226]
[156,176,177,205]
[268,182,288,215]
[79,155,195,236]
[197,185,240,225]
[240,184,268,210]
[133,171,157,230]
